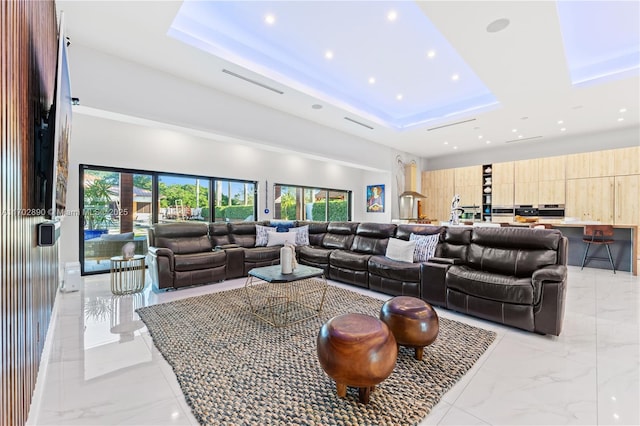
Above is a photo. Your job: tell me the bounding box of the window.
[80,165,257,275]
[273,184,350,221]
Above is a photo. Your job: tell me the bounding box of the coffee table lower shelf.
[244,266,328,327]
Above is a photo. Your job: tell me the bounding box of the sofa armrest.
[532,264,567,284]
[420,261,451,308]
[147,246,175,290]
[532,265,568,336]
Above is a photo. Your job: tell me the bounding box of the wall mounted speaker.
[38,221,60,246]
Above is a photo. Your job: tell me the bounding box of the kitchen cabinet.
[492,161,514,185]
[514,182,539,206]
[539,155,565,181]
[454,165,481,188]
[422,169,454,222]
[538,180,565,204]
[514,159,540,183]
[565,177,614,222]
[491,183,514,207]
[614,175,640,225]
[614,146,640,176]
[566,150,615,178]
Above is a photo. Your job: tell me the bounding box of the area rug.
[137,285,496,426]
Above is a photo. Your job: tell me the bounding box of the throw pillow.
[288,225,310,246]
[410,233,439,262]
[385,238,416,263]
[255,224,272,247]
[270,220,296,232]
[266,231,297,247]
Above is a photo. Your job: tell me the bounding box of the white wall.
[59,113,398,264]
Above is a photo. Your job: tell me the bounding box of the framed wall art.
[366,184,385,213]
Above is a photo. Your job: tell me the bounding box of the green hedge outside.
[215,205,255,221]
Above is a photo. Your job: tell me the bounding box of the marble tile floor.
[27,266,639,425]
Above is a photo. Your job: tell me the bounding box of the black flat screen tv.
[36,12,71,221]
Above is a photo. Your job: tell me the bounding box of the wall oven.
[538,204,565,219]
[491,206,515,221]
[515,205,539,217]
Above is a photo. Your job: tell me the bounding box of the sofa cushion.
[385,238,416,263]
[410,233,439,262]
[447,265,534,304]
[350,222,396,254]
[467,244,558,277]
[435,227,472,260]
[156,235,212,254]
[266,231,297,246]
[288,225,310,246]
[209,223,232,247]
[329,250,371,271]
[298,245,333,264]
[243,246,281,263]
[296,221,328,246]
[368,255,421,282]
[229,222,267,248]
[174,251,226,272]
[396,224,443,240]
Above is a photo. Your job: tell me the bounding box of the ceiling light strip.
[221,69,284,94]
[344,117,374,130]
[504,135,543,144]
[427,118,476,131]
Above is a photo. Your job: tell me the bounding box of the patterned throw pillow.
[288,225,310,246]
[255,224,272,247]
[410,233,439,262]
[385,238,417,263]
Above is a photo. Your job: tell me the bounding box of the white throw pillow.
[266,231,297,247]
[410,233,439,262]
[288,225,310,246]
[385,238,416,263]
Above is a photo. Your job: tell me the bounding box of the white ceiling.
[57,1,640,159]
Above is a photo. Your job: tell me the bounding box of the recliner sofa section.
[147,222,226,291]
[422,227,568,335]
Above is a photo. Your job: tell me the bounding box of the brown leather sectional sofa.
[147,220,568,335]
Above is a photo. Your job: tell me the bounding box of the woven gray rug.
[137,285,496,426]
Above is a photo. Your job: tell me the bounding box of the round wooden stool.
[317,313,397,404]
[380,296,439,361]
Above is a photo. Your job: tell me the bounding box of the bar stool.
[580,225,615,273]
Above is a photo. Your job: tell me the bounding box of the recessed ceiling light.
[453,146,458,150]
[396,93,403,100]
[387,10,398,21]
[557,120,564,124]
[618,117,624,122]
[512,128,517,132]
[619,108,627,113]
[518,135,523,139]
[368,77,376,84]
[451,73,460,81]
[427,50,436,59]
[486,140,491,144]
[311,104,323,110]
[324,50,334,60]
[264,14,276,25]
[478,135,483,139]
[443,141,449,145]
[486,18,510,33]
[560,127,566,132]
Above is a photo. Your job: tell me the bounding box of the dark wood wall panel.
[1,1,59,426]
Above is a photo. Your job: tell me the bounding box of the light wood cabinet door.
[614,146,640,176]
[454,166,481,187]
[590,149,615,177]
[614,175,640,225]
[514,181,539,205]
[455,185,482,210]
[492,162,514,185]
[491,183,514,206]
[434,168,454,190]
[565,177,614,222]
[566,153,590,179]
[539,156,565,181]
[538,180,565,204]
[514,159,540,183]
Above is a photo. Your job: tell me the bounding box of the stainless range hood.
[399,190,426,198]
[398,162,426,219]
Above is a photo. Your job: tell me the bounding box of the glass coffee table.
[244,264,328,327]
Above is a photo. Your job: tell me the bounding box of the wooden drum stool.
[317,313,397,404]
[380,296,439,361]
